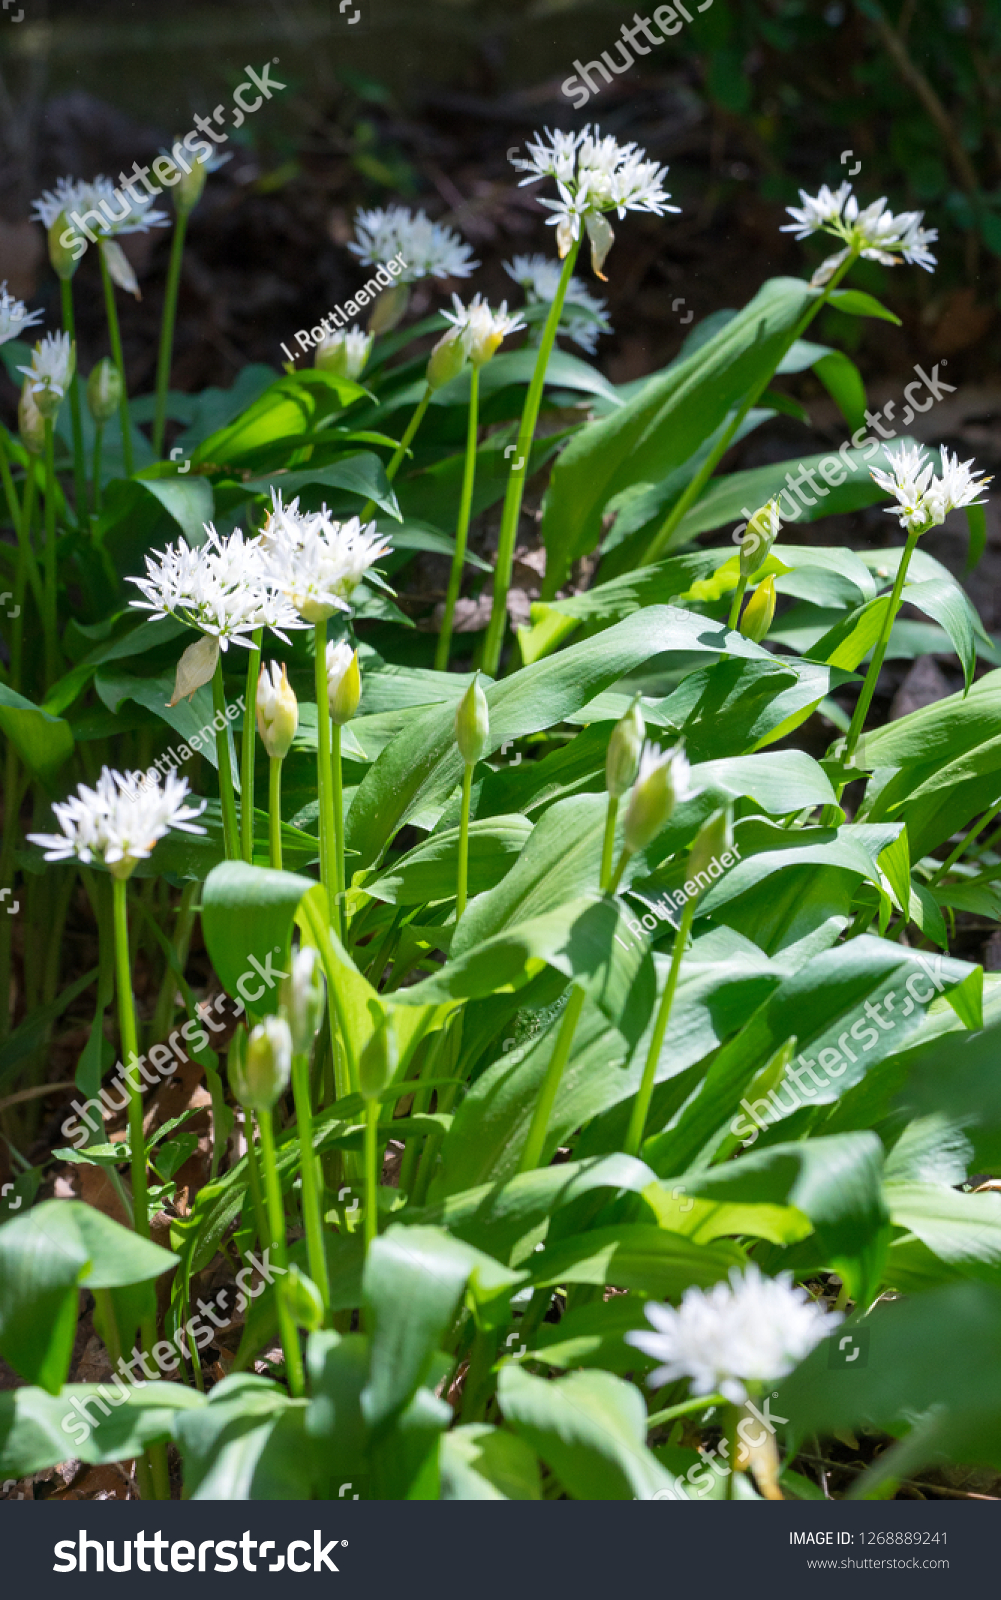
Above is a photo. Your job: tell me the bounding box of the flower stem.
[41,418,61,685]
[435,363,479,671]
[291,1050,330,1316]
[364,1098,380,1251]
[518,983,587,1173]
[600,795,619,893]
[314,620,337,912]
[624,897,695,1157]
[240,628,262,864]
[359,385,432,522]
[727,575,748,631]
[843,526,921,772]
[483,238,582,677]
[327,725,346,940]
[59,277,88,530]
[0,428,43,616]
[256,1107,305,1397]
[456,761,473,922]
[245,1112,271,1253]
[642,250,862,567]
[112,876,149,1235]
[269,755,283,870]
[153,211,188,458]
[92,422,104,514]
[609,844,633,896]
[98,245,133,478]
[929,795,1001,887]
[211,656,240,860]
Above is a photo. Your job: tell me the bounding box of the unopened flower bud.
[86,358,122,425]
[455,673,489,766]
[739,497,782,577]
[687,807,733,887]
[280,946,326,1056]
[256,661,298,760]
[359,1015,397,1102]
[326,640,361,725]
[368,282,410,336]
[623,742,693,855]
[229,1016,292,1111]
[585,211,615,280]
[18,382,45,456]
[740,575,776,643]
[285,1265,325,1331]
[48,212,80,280]
[315,326,373,381]
[426,327,467,391]
[174,158,208,217]
[606,694,645,799]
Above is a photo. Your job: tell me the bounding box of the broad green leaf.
[0,1383,203,1476]
[529,1223,744,1297]
[440,1422,542,1500]
[172,1375,309,1499]
[240,454,401,519]
[0,684,73,781]
[201,863,314,1021]
[357,815,533,906]
[826,287,903,324]
[192,368,367,467]
[496,1365,680,1501]
[884,1180,1001,1282]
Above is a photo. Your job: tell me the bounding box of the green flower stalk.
[358,1017,397,1251]
[435,294,526,671]
[86,358,122,515]
[256,660,298,870]
[240,628,263,863]
[454,673,489,922]
[517,983,586,1173]
[326,641,361,936]
[603,694,645,892]
[625,807,729,1155]
[48,215,88,529]
[97,244,134,477]
[842,443,991,772]
[18,333,74,683]
[152,146,227,455]
[230,1017,304,1396]
[281,947,330,1314]
[212,653,240,862]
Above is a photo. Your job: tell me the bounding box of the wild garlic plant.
[2,146,1001,1509]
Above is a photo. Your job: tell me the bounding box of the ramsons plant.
[2,130,1001,1503]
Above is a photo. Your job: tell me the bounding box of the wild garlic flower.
[17,332,75,417]
[348,205,478,282]
[626,1265,841,1404]
[870,442,991,534]
[441,293,526,366]
[128,524,308,649]
[28,766,206,880]
[31,175,169,238]
[512,126,678,273]
[0,281,43,346]
[503,253,612,352]
[315,324,373,380]
[261,490,391,622]
[780,182,937,287]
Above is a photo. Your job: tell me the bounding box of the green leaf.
[826,287,903,325]
[200,862,315,1021]
[0,684,74,781]
[529,1223,745,1297]
[172,1375,309,1499]
[884,1180,1001,1282]
[0,966,99,1097]
[440,1422,542,1500]
[496,1366,680,1500]
[137,475,215,544]
[0,1383,203,1476]
[240,454,401,520]
[966,502,987,571]
[357,815,533,906]
[192,369,367,467]
[539,275,816,593]
[811,349,867,434]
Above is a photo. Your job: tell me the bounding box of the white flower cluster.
[781,182,938,286]
[0,281,43,347]
[17,331,75,409]
[626,1264,841,1404]
[128,523,308,648]
[504,253,613,353]
[260,489,392,623]
[348,205,478,282]
[31,175,170,238]
[441,292,526,366]
[870,441,991,534]
[28,766,206,879]
[512,126,678,259]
